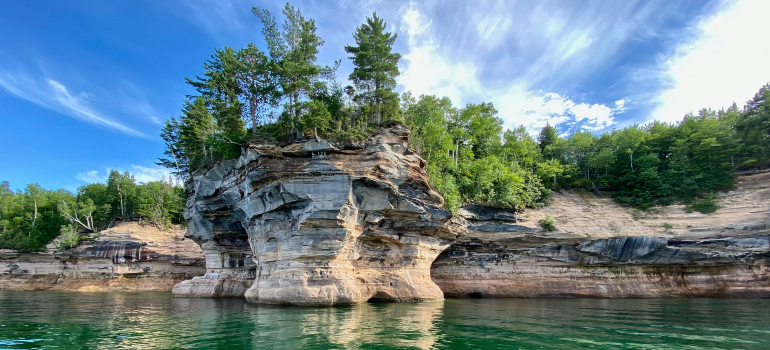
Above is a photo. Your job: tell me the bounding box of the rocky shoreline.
[3,127,768,302]
[0,222,205,292]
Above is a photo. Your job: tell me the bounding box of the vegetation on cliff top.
[158,2,770,215]
[0,172,184,252]
[3,3,768,252]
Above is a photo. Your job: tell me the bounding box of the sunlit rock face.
[172,124,458,305]
[431,172,770,298]
[1,222,205,292]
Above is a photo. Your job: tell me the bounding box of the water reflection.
[244,302,444,349]
[1,292,769,350]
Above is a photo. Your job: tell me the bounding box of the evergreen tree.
[237,43,280,134]
[538,122,558,157]
[345,12,401,123]
[254,3,326,139]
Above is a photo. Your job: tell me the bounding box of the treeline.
[0,171,185,252]
[539,84,769,211]
[157,3,552,211]
[158,2,769,213]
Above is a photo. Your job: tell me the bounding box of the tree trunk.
[250,99,258,134]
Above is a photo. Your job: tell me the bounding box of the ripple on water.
[1,292,769,349]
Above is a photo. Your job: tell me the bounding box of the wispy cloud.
[76,165,174,185]
[650,0,770,122]
[395,1,642,134]
[76,170,107,184]
[0,72,149,137]
[162,0,255,42]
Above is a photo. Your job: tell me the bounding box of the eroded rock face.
[0,222,205,292]
[173,124,458,305]
[431,173,770,298]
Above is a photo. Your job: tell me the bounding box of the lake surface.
[1,291,769,349]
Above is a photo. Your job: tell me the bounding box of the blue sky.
[1,0,768,192]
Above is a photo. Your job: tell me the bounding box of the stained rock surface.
[431,170,770,298]
[172,124,458,305]
[0,221,205,291]
[172,122,770,302]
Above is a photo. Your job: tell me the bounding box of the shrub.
[663,222,674,230]
[58,225,80,251]
[540,214,557,231]
[685,196,719,214]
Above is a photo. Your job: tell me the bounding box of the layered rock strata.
[172,124,458,305]
[431,171,770,298]
[0,222,205,292]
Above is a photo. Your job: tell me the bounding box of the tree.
[157,117,187,177]
[186,47,245,152]
[106,171,137,218]
[345,12,401,123]
[237,43,280,133]
[254,3,326,139]
[538,122,559,157]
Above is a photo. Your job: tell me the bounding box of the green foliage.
[345,12,401,124]
[540,214,557,231]
[401,95,551,210]
[685,195,720,214]
[0,182,71,252]
[663,222,674,230]
[152,2,769,218]
[58,224,79,251]
[0,172,186,252]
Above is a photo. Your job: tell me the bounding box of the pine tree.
[538,122,559,157]
[157,117,187,177]
[345,12,401,124]
[253,3,325,139]
[237,43,279,134]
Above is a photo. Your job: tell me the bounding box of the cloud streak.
[0,71,148,137]
[395,1,645,134]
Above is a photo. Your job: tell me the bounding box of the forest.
[0,172,184,252]
[157,3,770,213]
[2,3,769,252]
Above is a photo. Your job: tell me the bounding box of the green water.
[1,292,769,349]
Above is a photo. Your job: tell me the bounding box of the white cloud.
[0,72,148,137]
[492,90,623,134]
[651,0,770,123]
[398,5,482,106]
[75,165,174,185]
[76,170,107,184]
[130,165,173,184]
[396,2,629,135]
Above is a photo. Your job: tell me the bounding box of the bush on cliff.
[540,214,557,231]
[685,196,720,214]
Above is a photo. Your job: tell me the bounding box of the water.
[1,292,769,350]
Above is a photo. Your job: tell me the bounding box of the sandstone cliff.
[173,123,770,304]
[0,221,205,292]
[432,170,770,298]
[173,124,458,305]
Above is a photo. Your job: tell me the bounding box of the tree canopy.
[156,2,770,215]
[0,174,185,252]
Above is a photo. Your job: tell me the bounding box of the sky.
[0,0,768,192]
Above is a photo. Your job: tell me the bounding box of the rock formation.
[172,123,770,303]
[0,221,205,291]
[172,124,458,305]
[431,170,770,298]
